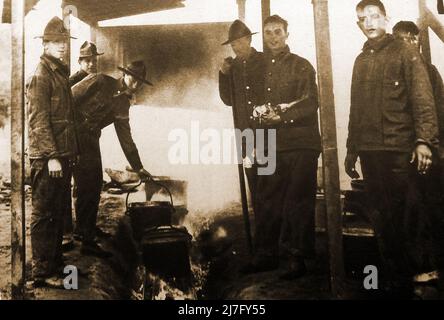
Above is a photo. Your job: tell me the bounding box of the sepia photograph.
[0,0,444,305]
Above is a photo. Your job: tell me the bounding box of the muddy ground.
[1,184,443,300]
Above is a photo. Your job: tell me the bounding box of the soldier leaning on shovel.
[26,17,80,288]
[218,19,266,219]
[62,42,107,252]
[68,61,153,258]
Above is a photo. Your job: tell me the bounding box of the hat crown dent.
[44,16,69,35]
[228,20,251,39]
[222,19,256,45]
[79,41,103,57]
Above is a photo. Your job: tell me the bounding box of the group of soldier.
[24,0,444,296]
[27,16,151,288]
[220,0,444,297]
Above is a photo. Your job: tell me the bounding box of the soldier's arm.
[219,71,233,106]
[346,63,361,155]
[113,104,144,171]
[27,72,58,158]
[403,46,439,148]
[279,62,319,124]
[430,65,444,134]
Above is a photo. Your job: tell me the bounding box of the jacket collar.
[41,54,70,76]
[234,47,259,63]
[362,33,393,52]
[116,77,133,99]
[265,45,290,60]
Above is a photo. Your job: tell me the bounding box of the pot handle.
[125,178,175,212]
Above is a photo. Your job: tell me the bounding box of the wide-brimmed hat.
[79,41,104,58]
[35,16,77,41]
[118,61,153,86]
[222,20,257,45]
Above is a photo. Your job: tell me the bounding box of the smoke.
[98,22,243,214]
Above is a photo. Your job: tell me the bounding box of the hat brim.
[221,32,258,45]
[35,35,77,40]
[79,52,105,58]
[118,66,153,86]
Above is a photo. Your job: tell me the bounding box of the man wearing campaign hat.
[63,41,105,252]
[69,41,104,87]
[27,16,79,288]
[70,61,152,258]
[218,19,265,221]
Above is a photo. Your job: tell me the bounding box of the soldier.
[69,41,103,87]
[218,19,265,213]
[71,61,152,258]
[63,41,106,252]
[393,21,444,286]
[27,16,79,288]
[242,15,322,280]
[345,0,439,295]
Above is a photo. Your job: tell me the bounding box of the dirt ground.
[1,185,444,300]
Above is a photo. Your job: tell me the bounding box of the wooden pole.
[90,22,98,44]
[237,0,246,22]
[418,0,432,64]
[10,0,26,300]
[261,0,270,46]
[62,8,71,72]
[312,0,345,298]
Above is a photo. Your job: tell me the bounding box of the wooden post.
[10,0,26,300]
[312,0,345,298]
[90,22,98,44]
[62,8,71,72]
[237,0,246,22]
[261,0,271,45]
[418,0,432,64]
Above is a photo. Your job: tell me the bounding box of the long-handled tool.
[228,70,253,255]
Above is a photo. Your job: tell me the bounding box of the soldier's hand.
[48,158,63,178]
[411,144,433,174]
[345,153,360,179]
[262,107,281,125]
[221,57,234,75]
[277,103,291,113]
[138,168,153,182]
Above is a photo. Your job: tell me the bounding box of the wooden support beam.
[10,0,26,300]
[237,0,246,22]
[90,22,98,44]
[261,0,271,46]
[418,0,432,64]
[312,0,345,298]
[62,8,72,72]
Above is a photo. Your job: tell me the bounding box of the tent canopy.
[62,0,185,24]
[2,0,185,24]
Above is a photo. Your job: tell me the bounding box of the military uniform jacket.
[347,34,439,154]
[71,73,144,171]
[27,54,79,159]
[69,69,88,87]
[263,46,321,152]
[219,48,266,132]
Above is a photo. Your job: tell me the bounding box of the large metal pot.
[141,226,192,278]
[127,201,174,240]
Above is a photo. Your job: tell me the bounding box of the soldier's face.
[264,22,288,52]
[124,74,141,94]
[357,5,387,40]
[44,39,68,60]
[230,36,252,60]
[79,56,97,74]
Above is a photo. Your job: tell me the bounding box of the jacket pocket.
[51,119,69,154]
[383,79,405,100]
